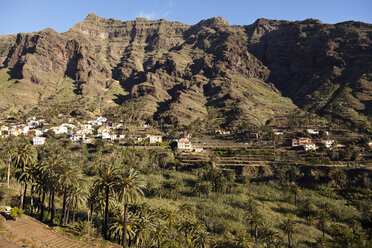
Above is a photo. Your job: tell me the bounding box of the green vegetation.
[0,135,371,248]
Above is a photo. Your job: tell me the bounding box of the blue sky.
[1,0,371,35]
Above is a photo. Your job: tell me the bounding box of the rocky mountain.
[0,13,371,128]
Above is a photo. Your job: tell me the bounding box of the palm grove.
[0,136,371,248]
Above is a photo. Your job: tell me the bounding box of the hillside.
[0,13,371,128]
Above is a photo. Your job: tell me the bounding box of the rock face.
[0,13,371,127]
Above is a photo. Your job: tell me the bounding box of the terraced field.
[7,215,93,248]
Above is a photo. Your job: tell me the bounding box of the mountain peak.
[85,12,101,21]
[197,17,229,27]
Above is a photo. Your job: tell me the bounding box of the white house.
[193,147,204,153]
[273,129,284,135]
[292,138,312,147]
[70,134,86,142]
[35,130,43,137]
[149,135,162,143]
[102,132,111,140]
[321,140,335,149]
[33,137,46,146]
[307,129,320,135]
[22,126,31,135]
[215,130,231,135]
[303,142,317,151]
[178,138,193,151]
[51,126,68,135]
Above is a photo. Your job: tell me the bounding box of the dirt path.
[6,215,94,248]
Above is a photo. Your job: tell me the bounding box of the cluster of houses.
[0,115,169,146]
[292,137,337,151]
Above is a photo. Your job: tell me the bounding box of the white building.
[35,130,43,137]
[215,130,231,135]
[22,126,31,135]
[303,142,317,151]
[321,140,335,149]
[193,147,204,153]
[307,129,320,135]
[149,135,162,143]
[70,134,86,142]
[51,126,68,135]
[273,129,284,135]
[102,132,111,140]
[178,138,193,151]
[33,137,46,146]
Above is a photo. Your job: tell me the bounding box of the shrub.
[10,206,23,220]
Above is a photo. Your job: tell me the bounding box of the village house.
[273,129,284,135]
[20,125,31,135]
[33,137,46,146]
[88,116,107,126]
[303,142,317,151]
[321,140,335,149]
[102,132,111,140]
[178,138,193,151]
[193,147,204,153]
[149,135,162,143]
[307,129,320,135]
[97,127,110,134]
[80,124,94,135]
[215,129,231,135]
[292,137,312,147]
[50,126,68,135]
[34,129,44,137]
[70,134,86,142]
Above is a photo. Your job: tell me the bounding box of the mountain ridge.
[0,13,371,128]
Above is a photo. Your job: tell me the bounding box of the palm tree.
[40,154,65,223]
[178,203,195,219]
[317,211,330,237]
[110,204,135,246]
[152,222,167,248]
[161,209,177,230]
[302,198,316,217]
[192,230,210,248]
[248,211,264,245]
[279,215,296,248]
[234,231,252,248]
[58,163,80,225]
[177,218,194,246]
[315,236,328,248]
[69,183,88,227]
[4,143,16,188]
[290,185,301,206]
[133,212,155,248]
[14,144,36,209]
[93,163,119,240]
[115,168,145,248]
